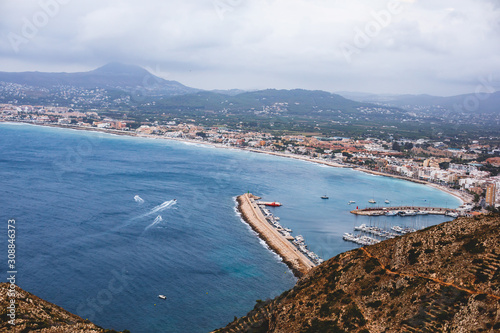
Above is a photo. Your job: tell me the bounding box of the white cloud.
[0,0,499,95]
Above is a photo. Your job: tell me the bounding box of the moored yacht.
[445,211,458,217]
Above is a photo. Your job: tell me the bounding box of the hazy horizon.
[2,61,499,98]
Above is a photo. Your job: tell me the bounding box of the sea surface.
[0,123,460,332]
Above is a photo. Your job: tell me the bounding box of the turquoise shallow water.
[0,123,460,332]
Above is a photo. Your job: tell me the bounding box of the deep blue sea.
[0,123,460,332]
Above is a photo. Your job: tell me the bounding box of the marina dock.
[350,206,460,216]
[237,193,316,277]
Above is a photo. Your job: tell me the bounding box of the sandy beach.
[354,167,471,205]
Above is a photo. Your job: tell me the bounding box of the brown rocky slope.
[215,214,500,332]
[0,283,126,333]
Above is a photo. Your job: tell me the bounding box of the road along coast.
[236,193,316,278]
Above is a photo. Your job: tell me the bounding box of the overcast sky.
[0,0,499,95]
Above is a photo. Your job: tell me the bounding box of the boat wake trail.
[143,199,177,217]
[134,195,145,204]
[145,215,163,230]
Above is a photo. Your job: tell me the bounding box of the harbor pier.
[237,193,316,278]
[350,206,460,216]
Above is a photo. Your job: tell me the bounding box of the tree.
[404,142,414,150]
[480,163,500,177]
[342,151,353,159]
[392,142,401,152]
[486,205,499,214]
[439,162,450,170]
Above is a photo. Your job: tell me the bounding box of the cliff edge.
[0,283,126,333]
[215,214,500,332]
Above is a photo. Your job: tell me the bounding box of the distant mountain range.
[0,63,384,116]
[0,62,198,97]
[337,91,500,114]
[156,88,372,115]
[0,63,497,115]
[0,63,498,139]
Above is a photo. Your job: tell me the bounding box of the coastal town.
[1,102,499,213]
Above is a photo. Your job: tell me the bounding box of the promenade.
[351,206,460,216]
[237,193,315,277]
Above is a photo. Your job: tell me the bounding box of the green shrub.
[366,300,382,309]
[341,296,352,305]
[475,270,489,283]
[326,290,345,303]
[363,257,379,273]
[408,249,420,265]
[462,239,485,254]
[343,304,366,328]
[301,318,345,333]
[319,303,332,317]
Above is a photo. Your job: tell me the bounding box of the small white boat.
[158,295,167,300]
[391,226,404,233]
[348,200,355,204]
[368,199,376,204]
[399,210,417,216]
[384,199,390,204]
[134,195,144,203]
[321,195,329,199]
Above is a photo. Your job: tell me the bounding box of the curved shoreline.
[354,167,470,205]
[1,121,467,205]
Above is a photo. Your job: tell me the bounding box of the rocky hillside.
[215,214,500,332]
[0,283,126,333]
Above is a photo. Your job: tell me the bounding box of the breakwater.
[350,206,460,216]
[237,193,316,278]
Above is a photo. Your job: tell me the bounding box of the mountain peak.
[92,62,151,77]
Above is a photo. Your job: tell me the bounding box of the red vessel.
[265,202,282,207]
